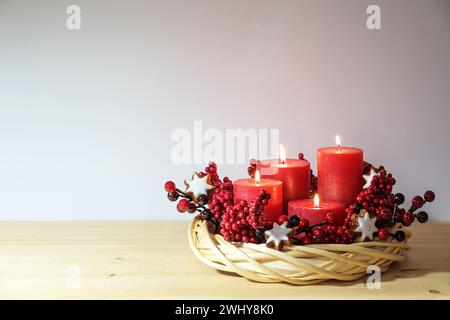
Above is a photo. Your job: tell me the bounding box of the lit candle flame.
[314,194,320,208]
[335,135,341,149]
[279,144,286,164]
[255,170,261,185]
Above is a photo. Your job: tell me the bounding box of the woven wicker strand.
[188,217,410,285]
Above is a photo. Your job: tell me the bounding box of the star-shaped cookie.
[363,167,377,189]
[265,222,292,250]
[184,172,214,201]
[355,211,378,241]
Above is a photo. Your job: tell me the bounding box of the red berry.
[299,219,309,229]
[176,202,186,213]
[325,212,337,225]
[412,196,424,208]
[164,181,176,193]
[424,191,435,202]
[223,231,231,241]
[380,208,392,221]
[178,199,189,211]
[278,215,288,225]
[402,211,415,226]
[327,225,337,234]
[313,228,323,238]
[378,228,390,241]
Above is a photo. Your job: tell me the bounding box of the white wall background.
[0,0,449,220]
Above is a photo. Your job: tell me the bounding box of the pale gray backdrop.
[0,0,449,220]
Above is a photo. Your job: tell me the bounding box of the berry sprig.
[164,181,200,213]
[355,163,396,222]
[276,212,354,245]
[208,176,234,222]
[164,162,225,216]
[204,162,221,185]
[345,163,397,233]
[376,228,406,242]
[348,162,436,241]
[395,190,435,226]
[165,162,277,242]
[219,190,272,243]
[247,159,257,178]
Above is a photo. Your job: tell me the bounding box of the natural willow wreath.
[188,217,410,285]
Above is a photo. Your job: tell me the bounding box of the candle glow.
[335,135,341,149]
[314,194,320,208]
[255,170,261,185]
[279,144,286,164]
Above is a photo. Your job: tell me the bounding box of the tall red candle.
[233,171,283,222]
[317,136,363,207]
[259,145,310,213]
[288,195,346,226]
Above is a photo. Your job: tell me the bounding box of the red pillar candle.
[233,171,283,222]
[288,194,346,226]
[259,145,311,213]
[317,136,363,207]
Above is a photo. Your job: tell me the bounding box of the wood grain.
[0,220,449,299]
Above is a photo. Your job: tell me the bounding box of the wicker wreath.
[188,217,411,285]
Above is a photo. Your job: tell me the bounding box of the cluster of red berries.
[247,159,257,178]
[346,163,435,241]
[164,180,198,213]
[204,162,220,185]
[219,190,272,243]
[277,212,354,245]
[355,164,396,218]
[208,176,234,221]
[394,190,435,227]
[164,162,225,216]
[344,164,397,237]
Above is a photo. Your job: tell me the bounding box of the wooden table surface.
[0,220,449,299]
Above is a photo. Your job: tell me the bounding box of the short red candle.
[288,197,346,226]
[259,158,310,213]
[233,177,283,223]
[317,145,363,207]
